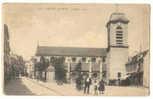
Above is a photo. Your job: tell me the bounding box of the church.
[35,12,129,84]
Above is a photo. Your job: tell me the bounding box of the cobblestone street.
[4,77,149,96]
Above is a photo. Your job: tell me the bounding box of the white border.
[0,0,151,3]
[0,0,152,99]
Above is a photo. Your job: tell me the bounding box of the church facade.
[35,12,129,84]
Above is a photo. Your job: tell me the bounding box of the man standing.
[84,76,92,94]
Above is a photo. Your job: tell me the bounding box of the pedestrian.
[84,76,92,94]
[93,80,99,95]
[76,76,82,91]
[98,79,105,94]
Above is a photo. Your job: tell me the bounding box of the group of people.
[76,75,105,95]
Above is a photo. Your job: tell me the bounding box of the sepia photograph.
[2,3,150,96]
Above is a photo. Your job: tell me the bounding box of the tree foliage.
[50,57,66,83]
[75,61,82,72]
[10,55,25,75]
[40,56,49,71]
[74,61,82,76]
[35,56,49,81]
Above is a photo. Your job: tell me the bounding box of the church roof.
[110,13,129,22]
[106,12,129,27]
[36,46,107,57]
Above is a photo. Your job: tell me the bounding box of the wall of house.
[143,52,150,88]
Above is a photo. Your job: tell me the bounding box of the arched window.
[116,26,123,45]
[102,56,106,62]
[116,26,122,29]
[91,57,96,62]
[72,57,76,62]
[82,57,86,62]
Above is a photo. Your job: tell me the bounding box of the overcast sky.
[3,3,150,60]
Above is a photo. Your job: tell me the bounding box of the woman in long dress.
[98,79,105,94]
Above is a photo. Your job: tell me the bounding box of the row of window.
[71,57,106,63]
[72,57,95,62]
[49,56,106,63]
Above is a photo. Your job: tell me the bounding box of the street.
[4,77,60,95]
[4,77,149,96]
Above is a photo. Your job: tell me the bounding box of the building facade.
[126,50,149,86]
[4,24,11,84]
[35,12,129,84]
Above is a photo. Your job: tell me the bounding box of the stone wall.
[108,47,128,80]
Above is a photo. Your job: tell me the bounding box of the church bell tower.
[106,12,129,81]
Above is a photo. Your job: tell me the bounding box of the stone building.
[35,12,130,84]
[4,24,11,84]
[36,46,107,82]
[126,50,149,86]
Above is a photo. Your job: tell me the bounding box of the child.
[93,80,99,95]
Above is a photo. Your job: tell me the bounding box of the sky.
[3,3,150,60]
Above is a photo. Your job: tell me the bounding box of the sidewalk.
[27,78,84,96]
[4,78,35,95]
[27,77,149,96]
[4,77,62,95]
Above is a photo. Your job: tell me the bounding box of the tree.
[39,56,49,81]
[10,55,25,78]
[35,61,41,80]
[75,61,82,77]
[50,57,66,84]
[31,57,37,79]
[75,61,83,90]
